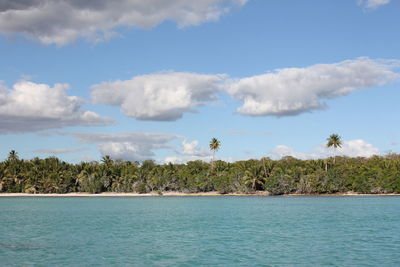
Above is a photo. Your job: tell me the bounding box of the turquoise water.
[0,196,399,266]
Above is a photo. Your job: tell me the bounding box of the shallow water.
[1,196,399,266]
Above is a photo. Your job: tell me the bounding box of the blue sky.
[0,0,399,163]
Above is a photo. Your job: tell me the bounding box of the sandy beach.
[1,192,399,197]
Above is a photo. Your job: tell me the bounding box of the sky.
[0,0,399,163]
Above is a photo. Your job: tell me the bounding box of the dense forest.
[1,150,400,195]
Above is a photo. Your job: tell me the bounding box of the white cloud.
[319,139,380,158]
[90,58,400,121]
[0,81,112,133]
[269,139,380,160]
[358,0,391,9]
[81,154,96,162]
[66,131,178,162]
[228,58,400,117]
[91,72,227,121]
[181,140,211,157]
[269,145,315,160]
[98,142,148,162]
[0,0,247,45]
[164,156,186,164]
[164,139,213,163]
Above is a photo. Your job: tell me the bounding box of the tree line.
[1,150,399,195]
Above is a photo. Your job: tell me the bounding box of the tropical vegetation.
[1,150,399,195]
[326,134,343,164]
[209,137,221,170]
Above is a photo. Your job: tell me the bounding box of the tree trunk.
[211,150,215,170]
[262,157,267,178]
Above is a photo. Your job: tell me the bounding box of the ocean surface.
[0,196,399,266]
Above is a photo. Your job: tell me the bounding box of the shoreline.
[1,192,400,197]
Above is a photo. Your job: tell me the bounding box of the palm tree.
[7,150,19,162]
[243,162,265,191]
[326,134,342,164]
[209,137,221,170]
[101,155,113,166]
[6,150,21,179]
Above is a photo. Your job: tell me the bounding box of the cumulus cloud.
[164,156,187,164]
[0,0,247,45]
[91,72,227,121]
[269,145,314,160]
[269,139,380,160]
[90,58,399,121]
[164,139,213,163]
[228,58,400,117]
[0,81,112,133]
[181,140,211,157]
[66,131,178,162]
[358,0,391,9]
[320,139,380,158]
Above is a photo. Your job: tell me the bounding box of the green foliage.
[80,173,103,194]
[209,137,221,170]
[135,182,148,194]
[326,134,342,149]
[1,151,400,195]
[209,138,221,152]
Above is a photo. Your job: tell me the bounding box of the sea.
[0,196,399,266]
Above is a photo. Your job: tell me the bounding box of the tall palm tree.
[6,150,20,178]
[326,134,342,164]
[209,137,221,170]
